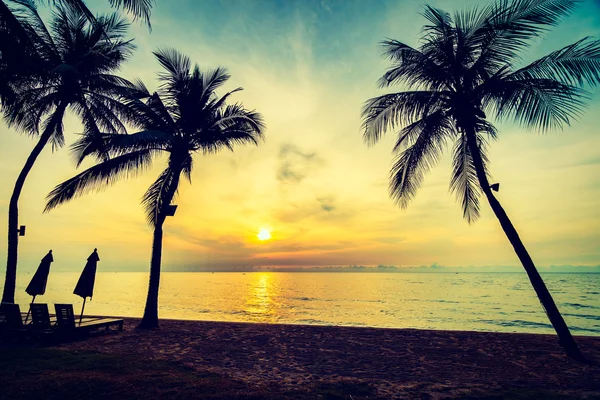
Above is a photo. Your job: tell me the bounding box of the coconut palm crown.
[45,49,266,328]
[48,0,154,27]
[362,0,600,362]
[0,0,153,103]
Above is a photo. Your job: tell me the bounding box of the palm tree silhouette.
[1,5,136,303]
[0,1,47,105]
[1,1,153,30]
[51,0,153,26]
[362,0,600,362]
[1,0,153,103]
[44,49,266,328]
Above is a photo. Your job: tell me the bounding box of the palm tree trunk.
[465,128,585,362]
[137,165,183,329]
[1,111,63,303]
[138,222,163,329]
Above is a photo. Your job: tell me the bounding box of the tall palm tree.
[1,5,136,303]
[44,49,265,328]
[362,0,600,362]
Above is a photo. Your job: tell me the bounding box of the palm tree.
[0,0,153,113]
[1,5,136,304]
[362,0,600,362]
[1,0,153,102]
[44,49,266,328]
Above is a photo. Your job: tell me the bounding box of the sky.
[0,0,599,272]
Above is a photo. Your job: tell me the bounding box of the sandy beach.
[50,318,600,399]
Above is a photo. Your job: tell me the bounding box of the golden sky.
[1,0,599,272]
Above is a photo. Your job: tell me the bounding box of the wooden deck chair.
[54,303,76,329]
[29,304,54,331]
[54,304,124,332]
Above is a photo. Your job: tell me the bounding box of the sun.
[257,228,271,241]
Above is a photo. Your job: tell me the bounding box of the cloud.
[317,195,335,212]
[276,143,324,184]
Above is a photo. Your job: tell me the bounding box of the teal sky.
[0,0,599,272]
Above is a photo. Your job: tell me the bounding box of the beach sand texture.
[56,318,600,399]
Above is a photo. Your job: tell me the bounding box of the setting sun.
[257,228,271,241]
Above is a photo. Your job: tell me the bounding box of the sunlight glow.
[257,228,271,241]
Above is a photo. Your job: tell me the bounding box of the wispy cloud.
[276,143,324,184]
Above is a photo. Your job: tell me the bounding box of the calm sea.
[8,272,600,336]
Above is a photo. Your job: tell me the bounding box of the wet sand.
[57,318,600,399]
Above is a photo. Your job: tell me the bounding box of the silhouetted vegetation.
[1,2,137,304]
[44,50,265,328]
[362,0,600,362]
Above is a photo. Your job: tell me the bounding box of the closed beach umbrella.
[24,250,54,322]
[74,248,100,324]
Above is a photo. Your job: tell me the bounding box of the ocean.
[7,271,600,336]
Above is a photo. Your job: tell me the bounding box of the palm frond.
[71,130,169,164]
[8,0,57,59]
[362,91,449,146]
[44,105,67,151]
[422,5,453,36]
[44,149,155,212]
[200,66,230,100]
[107,0,153,27]
[182,155,193,183]
[469,0,579,64]
[378,39,452,91]
[450,133,482,223]
[49,0,95,24]
[130,77,151,97]
[483,77,588,131]
[140,92,178,131]
[510,37,600,87]
[388,114,453,208]
[141,162,183,226]
[93,12,131,41]
[154,48,191,85]
[51,0,153,28]
[392,110,455,153]
[195,105,265,153]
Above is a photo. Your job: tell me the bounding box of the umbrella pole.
[79,298,86,326]
[24,295,36,324]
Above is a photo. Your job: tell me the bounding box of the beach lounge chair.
[29,303,55,331]
[54,304,124,332]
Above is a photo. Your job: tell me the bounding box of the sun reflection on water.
[244,273,280,322]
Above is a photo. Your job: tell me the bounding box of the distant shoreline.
[163,268,600,273]
[14,269,600,274]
